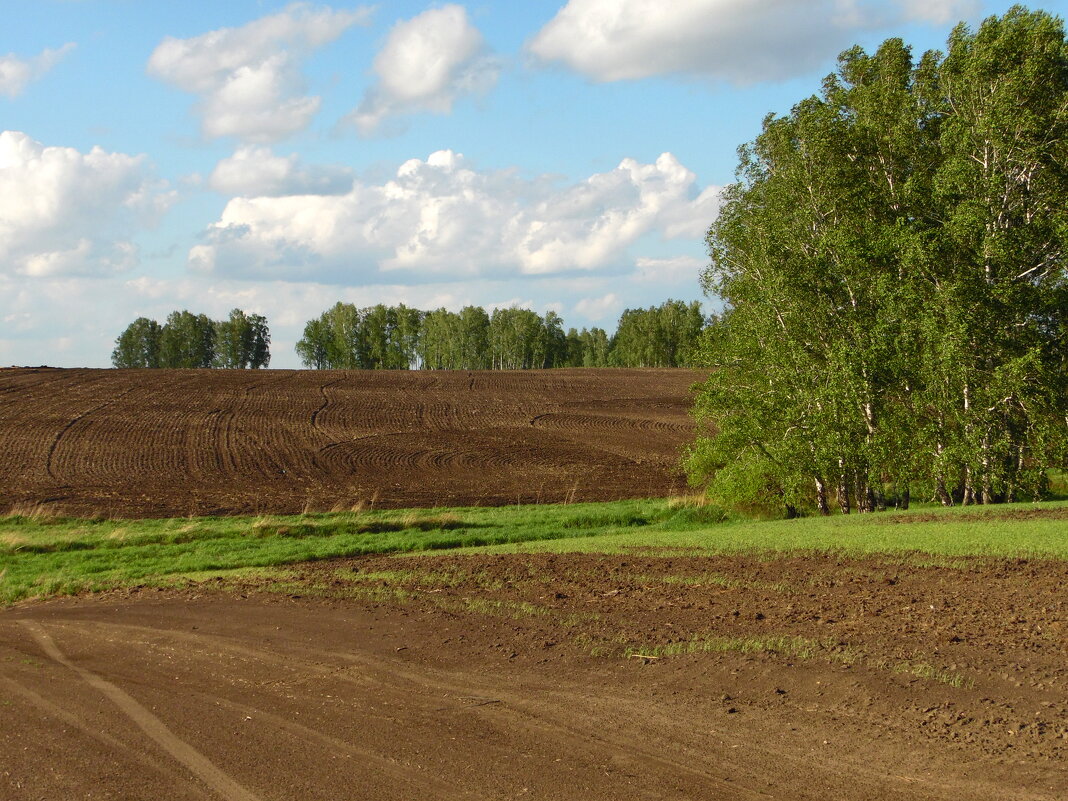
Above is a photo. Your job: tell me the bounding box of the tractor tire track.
[44,388,135,480]
[18,620,262,801]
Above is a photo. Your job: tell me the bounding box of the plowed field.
[0,368,700,518]
[3,550,1065,800]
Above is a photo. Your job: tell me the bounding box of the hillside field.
[2,366,1066,800]
[0,367,700,517]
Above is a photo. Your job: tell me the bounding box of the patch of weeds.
[883,554,991,572]
[345,569,418,584]
[574,630,631,657]
[831,647,973,688]
[249,512,476,540]
[1,504,76,524]
[628,571,793,594]
[144,566,292,588]
[666,506,733,526]
[562,511,649,529]
[628,571,736,589]
[824,642,865,665]
[440,596,599,624]
[343,584,416,603]
[452,597,555,619]
[248,575,414,603]
[623,634,820,661]
[346,567,502,591]
[893,660,974,689]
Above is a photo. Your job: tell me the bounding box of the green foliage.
[214,309,271,368]
[610,300,706,367]
[690,7,1068,515]
[159,311,215,368]
[111,317,161,368]
[296,302,424,369]
[113,309,270,369]
[417,306,491,369]
[296,299,705,370]
[485,306,572,369]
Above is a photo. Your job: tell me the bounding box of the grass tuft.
[623,634,819,660]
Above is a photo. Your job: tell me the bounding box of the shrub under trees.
[687,7,1068,515]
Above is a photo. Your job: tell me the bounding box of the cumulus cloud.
[209,146,354,196]
[0,131,173,278]
[527,0,979,84]
[897,0,979,24]
[349,5,499,136]
[189,150,720,283]
[147,3,372,141]
[0,43,75,98]
[573,293,620,321]
[634,255,706,284]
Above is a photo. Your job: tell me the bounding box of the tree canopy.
[112,309,270,369]
[295,300,705,370]
[688,6,1068,515]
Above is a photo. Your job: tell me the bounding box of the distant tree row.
[112,309,271,369]
[295,300,705,370]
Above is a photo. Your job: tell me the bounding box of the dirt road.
[2,551,1064,800]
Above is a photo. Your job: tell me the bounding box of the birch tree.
[689,7,1068,515]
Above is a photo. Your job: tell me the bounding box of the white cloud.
[190,150,720,284]
[527,0,978,84]
[634,255,706,284]
[573,292,620,321]
[1,269,708,368]
[147,3,372,141]
[528,0,855,83]
[0,43,75,98]
[209,146,354,196]
[897,0,978,24]
[350,5,499,136]
[0,272,515,367]
[0,131,173,278]
[489,297,535,311]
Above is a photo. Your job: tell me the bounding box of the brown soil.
[0,367,701,517]
[3,551,1065,800]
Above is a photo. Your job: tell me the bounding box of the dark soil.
[0,367,701,517]
[2,551,1065,800]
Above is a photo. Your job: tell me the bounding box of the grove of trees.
[687,7,1068,515]
[295,300,705,370]
[112,309,271,369]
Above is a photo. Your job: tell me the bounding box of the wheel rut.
[17,620,262,801]
[44,388,135,479]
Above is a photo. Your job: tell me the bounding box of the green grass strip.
[1,497,1066,605]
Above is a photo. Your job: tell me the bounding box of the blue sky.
[1,0,1058,367]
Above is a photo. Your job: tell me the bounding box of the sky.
[1,0,1060,368]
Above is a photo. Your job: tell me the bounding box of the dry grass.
[623,634,820,661]
[2,502,62,521]
[666,493,717,509]
[0,533,29,550]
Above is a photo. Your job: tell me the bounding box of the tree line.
[294,300,705,370]
[112,309,271,368]
[688,7,1068,515]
